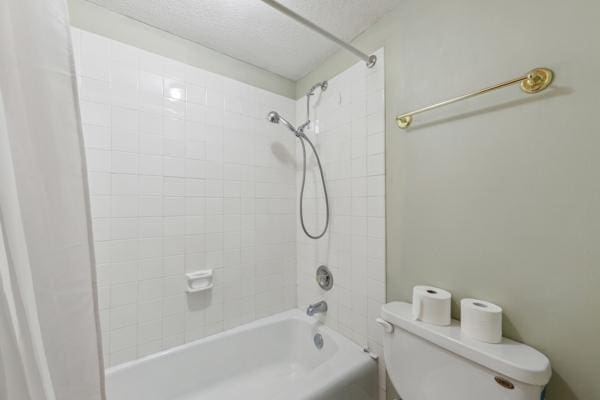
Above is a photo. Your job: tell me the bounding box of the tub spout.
[306,301,328,316]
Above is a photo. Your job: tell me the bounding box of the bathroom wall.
[297,0,600,398]
[295,49,386,399]
[72,27,297,366]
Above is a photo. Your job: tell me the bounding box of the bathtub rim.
[105,307,375,377]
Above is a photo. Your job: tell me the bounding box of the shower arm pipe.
[260,0,377,68]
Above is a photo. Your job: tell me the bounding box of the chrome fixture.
[396,67,554,129]
[308,81,328,94]
[267,81,329,239]
[316,265,333,291]
[260,0,376,68]
[313,333,324,349]
[266,111,297,135]
[306,300,328,316]
[303,81,327,132]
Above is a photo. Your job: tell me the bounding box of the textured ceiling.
[85,0,399,80]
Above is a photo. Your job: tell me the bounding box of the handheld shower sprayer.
[267,81,327,136]
[266,81,330,239]
[267,111,298,136]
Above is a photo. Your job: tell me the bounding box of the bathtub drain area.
[314,333,324,349]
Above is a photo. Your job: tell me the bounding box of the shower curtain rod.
[260,0,377,68]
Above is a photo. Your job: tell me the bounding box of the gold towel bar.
[396,67,554,129]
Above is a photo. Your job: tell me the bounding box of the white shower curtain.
[0,0,105,399]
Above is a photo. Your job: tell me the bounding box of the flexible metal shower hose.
[298,133,329,239]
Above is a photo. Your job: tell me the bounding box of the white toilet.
[378,302,552,400]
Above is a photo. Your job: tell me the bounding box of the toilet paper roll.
[412,286,452,326]
[460,299,503,343]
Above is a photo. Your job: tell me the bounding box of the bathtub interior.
[107,316,343,400]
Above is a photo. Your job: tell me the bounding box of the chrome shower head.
[266,111,298,135]
[307,81,328,96]
[267,111,281,124]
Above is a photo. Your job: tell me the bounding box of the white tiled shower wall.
[295,49,386,398]
[72,28,297,366]
[73,26,386,384]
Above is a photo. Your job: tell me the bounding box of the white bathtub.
[106,309,377,400]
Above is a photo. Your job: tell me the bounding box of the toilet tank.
[380,302,551,400]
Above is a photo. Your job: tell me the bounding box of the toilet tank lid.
[381,302,552,386]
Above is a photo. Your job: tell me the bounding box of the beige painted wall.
[67,0,295,98]
[299,0,600,399]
